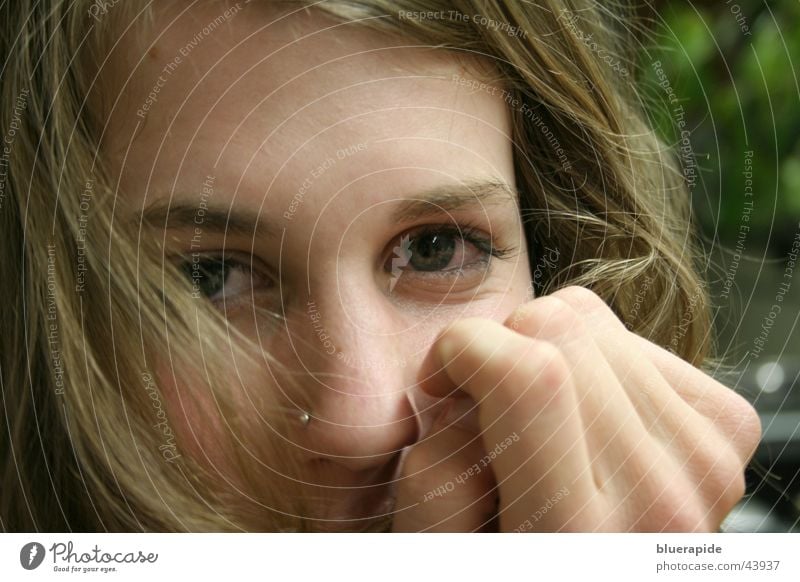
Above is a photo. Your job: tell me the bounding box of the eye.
[385,223,514,294]
[402,229,484,273]
[177,253,273,305]
[407,232,458,271]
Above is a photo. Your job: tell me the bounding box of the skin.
[100,2,760,531]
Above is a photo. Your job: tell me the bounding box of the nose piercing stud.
[277,407,312,427]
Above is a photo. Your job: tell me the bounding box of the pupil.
[182,258,229,298]
[410,234,455,271]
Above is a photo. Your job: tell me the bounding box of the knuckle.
[500,340,572,411]
[525,341,571,392]
[716,390,762,463]
[707,444,748,507]
[715,464,747,516]
[553,285,626,330]
[681,446,746,527]
[553,285,606,311]
[733,397,762,461]
[508,295,583,339]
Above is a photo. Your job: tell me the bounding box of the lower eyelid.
[405,259,491,278]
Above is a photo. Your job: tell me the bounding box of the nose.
[279,288,427,473]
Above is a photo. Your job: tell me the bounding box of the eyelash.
[412,222,515,261]
[175,222,515,303]
[176,252,273,307]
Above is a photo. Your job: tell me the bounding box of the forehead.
[104,3,514,216]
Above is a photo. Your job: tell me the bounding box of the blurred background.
[643,0,799,531]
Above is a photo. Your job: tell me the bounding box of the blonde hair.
[1,0,712,531]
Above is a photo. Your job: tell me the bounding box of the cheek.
[154,361,260,480]
[155,363,224,464]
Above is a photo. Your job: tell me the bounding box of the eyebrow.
[139,202,277,238]
[138,180,518,236]
[391,180,518,222]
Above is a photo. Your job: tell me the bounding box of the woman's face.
[104,3,532,526]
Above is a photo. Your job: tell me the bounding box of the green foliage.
[642,0,800,251]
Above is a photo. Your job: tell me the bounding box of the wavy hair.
[1,0,712,531]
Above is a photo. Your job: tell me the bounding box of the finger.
[547,287,755,523]
[529,285,726,409]
[421,319,601,530]
[547,286,758,455]
[543,287,754,455]
[392,413,497,532]
[502,296,660,490]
